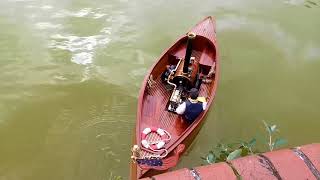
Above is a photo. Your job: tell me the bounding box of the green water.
[0,0,319,179]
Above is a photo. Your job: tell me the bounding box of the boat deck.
[141,73,212,158]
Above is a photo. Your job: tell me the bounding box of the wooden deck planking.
[141,71,212,158]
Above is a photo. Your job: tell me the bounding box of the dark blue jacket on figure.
[184,100,203,124]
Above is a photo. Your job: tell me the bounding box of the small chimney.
[183,32,196,73]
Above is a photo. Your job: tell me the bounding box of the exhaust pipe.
[183,32,196,73]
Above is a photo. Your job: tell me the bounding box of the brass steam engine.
[167,32,201,112]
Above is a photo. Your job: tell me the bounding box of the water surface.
[0,0,319,179]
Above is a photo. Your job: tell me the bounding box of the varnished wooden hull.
[131,16,219,179]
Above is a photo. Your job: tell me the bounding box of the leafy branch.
[201,138,257,164]
[263,120,287,151]
[202,120,287,164]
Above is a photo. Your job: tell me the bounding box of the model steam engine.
[167,32,201,112]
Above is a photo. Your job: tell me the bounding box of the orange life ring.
[141,127,170,150]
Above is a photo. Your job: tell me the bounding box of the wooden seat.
[199,47,214,67]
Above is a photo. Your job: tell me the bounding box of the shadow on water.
[0,80,136,180]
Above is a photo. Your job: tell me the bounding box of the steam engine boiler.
[167,32,201,112]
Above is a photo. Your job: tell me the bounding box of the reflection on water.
[49,34,110,65]
[218,15,299,61]
[0,0,320,179]
[284,0,305,5]
[35,22,62,30]
[51,8,107,19]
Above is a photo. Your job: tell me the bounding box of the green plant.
[262,120,287,151]
[201,138,257,164]
[202,121,287,164]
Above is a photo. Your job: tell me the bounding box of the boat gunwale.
[134,16,220,178]
[137,39,219,147]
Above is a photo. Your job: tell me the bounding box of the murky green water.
[0,0,319,179]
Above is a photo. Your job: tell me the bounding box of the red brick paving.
[299,143,320,172]
[139,144,320,180]
[194,162,237,180]
[231,155,278,180]
[263,149,316,180]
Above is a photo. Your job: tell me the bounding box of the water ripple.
[40,5,53,10]
[72,8,92,17]
[51,8,107,19]
[71,52,93,65]
[49,34,111,65]
[284,0,305,5]
[35,22,62,30]
[93,13,106,19]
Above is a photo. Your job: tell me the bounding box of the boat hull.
[131,16,219,179]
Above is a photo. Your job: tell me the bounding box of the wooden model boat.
[130,16,219,179]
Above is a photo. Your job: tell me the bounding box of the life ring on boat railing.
[141,127,171,151]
